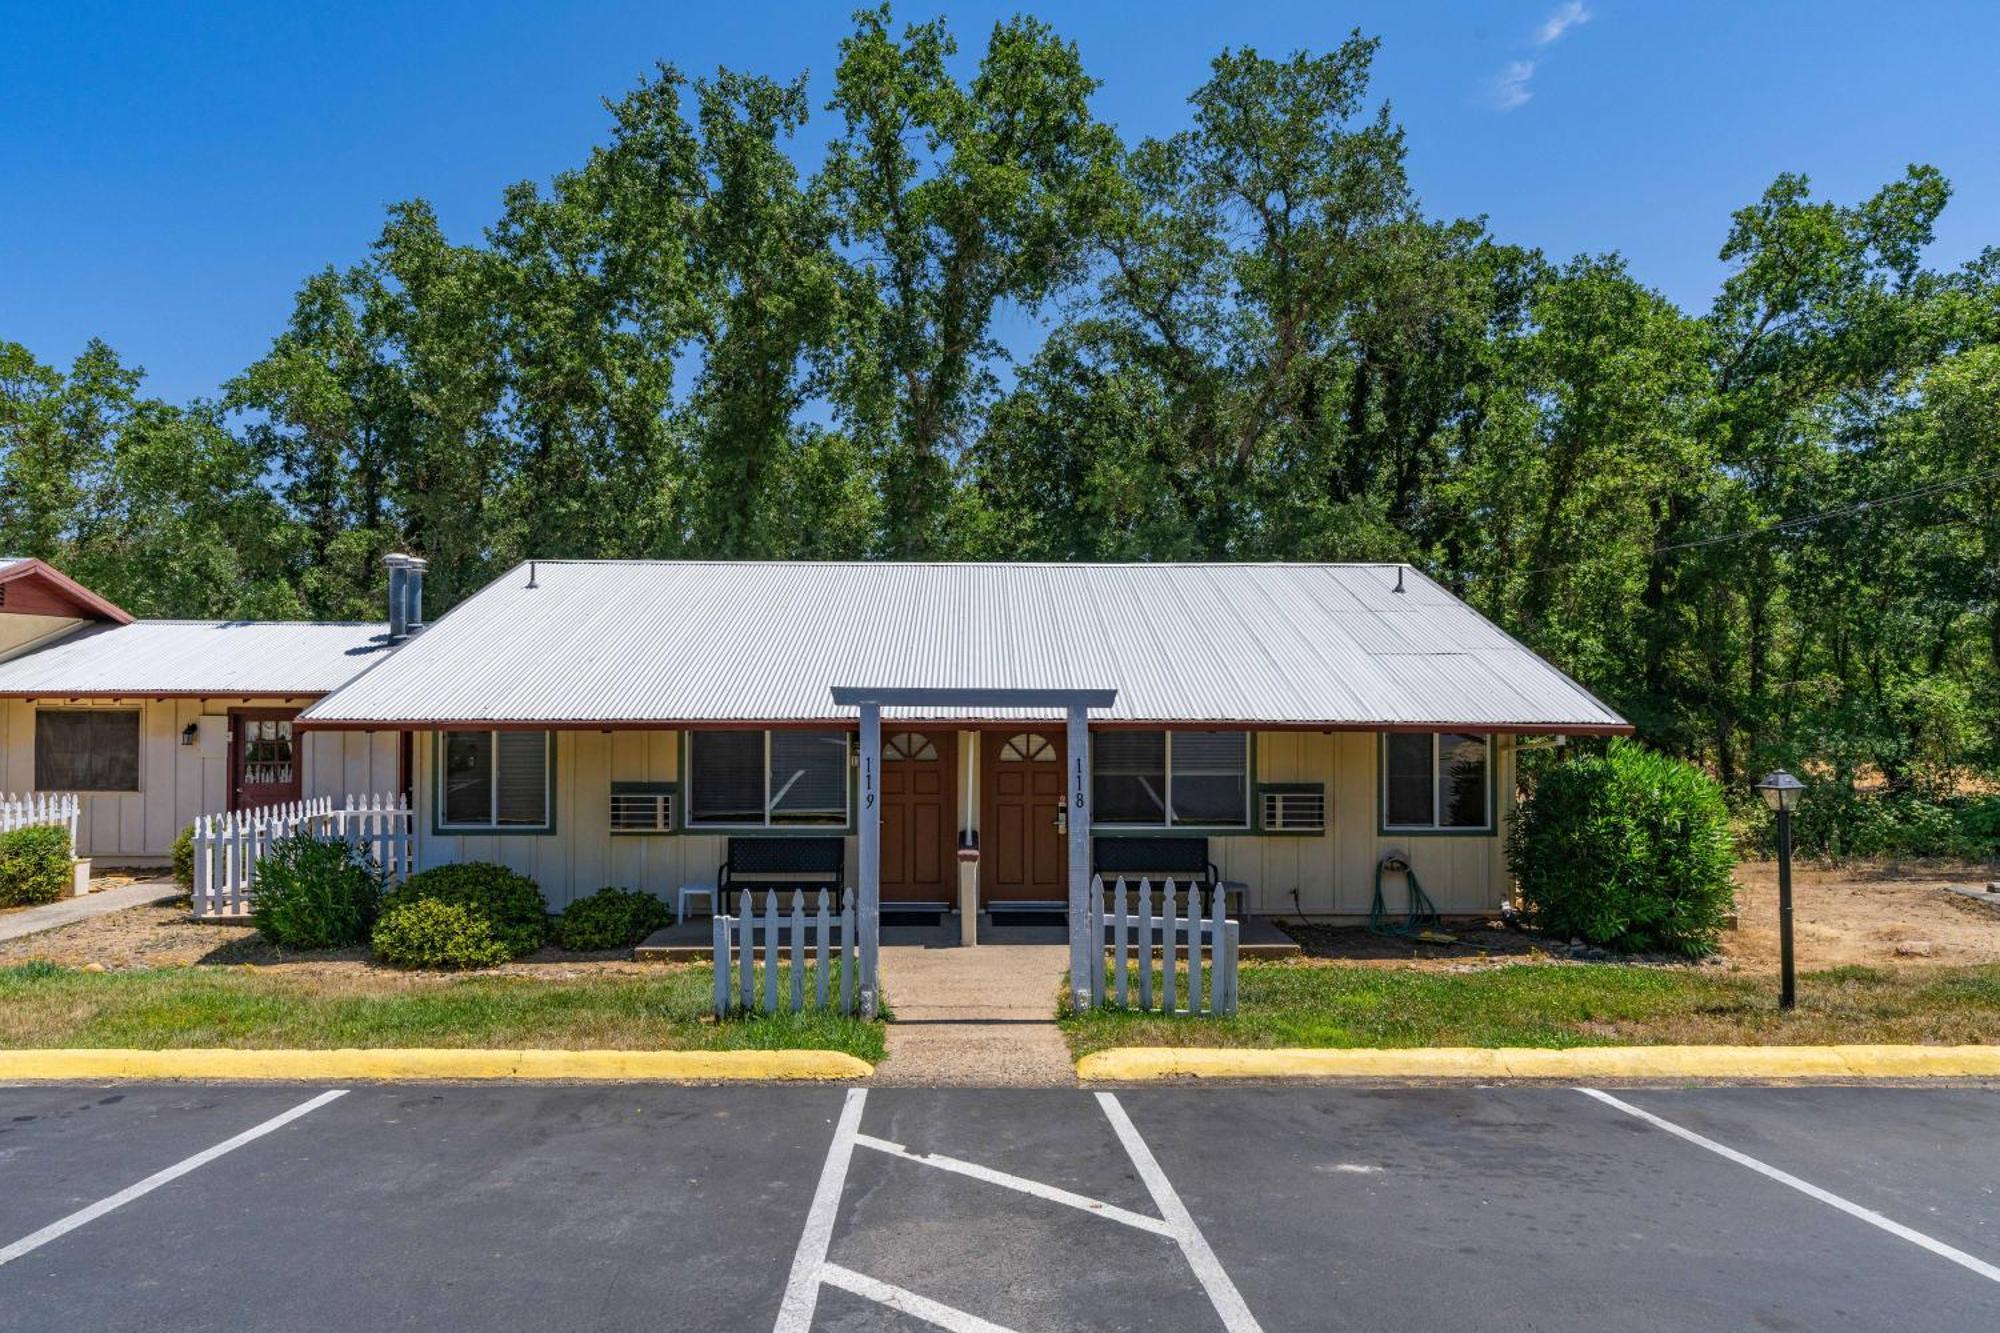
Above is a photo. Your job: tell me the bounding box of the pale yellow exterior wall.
[0,615,84,661]
[0,698,399,862]
[409,726,1514,917]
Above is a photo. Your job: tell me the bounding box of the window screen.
[1438,734,1489,828]
[442,731,493,825]
[769,732,848,825]
[1384,734,1435,827]
[34,710,140,792]
[688,730,766,824]
[1094,731,1166,824]
[1384,733,1491,830]
[1169,732,1248,825]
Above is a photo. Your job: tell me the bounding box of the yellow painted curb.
[0,1048,873,1083]
[1076,1045,2000,1082]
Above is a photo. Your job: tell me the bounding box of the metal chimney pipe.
[405,557,427,634]
[385,554,411,641]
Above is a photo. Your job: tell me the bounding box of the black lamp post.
[1754,770,1807,1010]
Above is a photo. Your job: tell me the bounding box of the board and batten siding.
[410,726,1513,917]
[0,698,398,862]
[409,729,837,910]
[1216,730,1514,916]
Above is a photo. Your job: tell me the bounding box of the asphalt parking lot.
[0,1082,1995,1331]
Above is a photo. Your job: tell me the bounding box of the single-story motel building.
[0,555,1628,923]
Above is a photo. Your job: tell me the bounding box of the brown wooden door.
[230,709,302,811]
[880,731,956,904]
[982,730,1066,904]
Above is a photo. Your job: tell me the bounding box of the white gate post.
[857,702,882,1018]
[1066,701,1092,1008]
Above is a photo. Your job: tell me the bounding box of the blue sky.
[2,1,1994,405]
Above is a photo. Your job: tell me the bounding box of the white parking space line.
[0,1089,347,1270]
[821,1264,1023,1333]
[777,1090,1266,1332]
[1579,1088,2000,1287]
[853,1132,1176,1237]
[774,1086,868,1333]
[1097,1092,1266,1333]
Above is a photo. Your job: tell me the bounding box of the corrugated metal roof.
[298,562,1627,730]
[0,621,392,696]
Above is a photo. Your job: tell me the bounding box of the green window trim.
[1091,730,1256,832]
[1376,732,1495,837]
[678,730,857,834]
[431,730,558,837]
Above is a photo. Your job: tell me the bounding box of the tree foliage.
[4,12,1998,800]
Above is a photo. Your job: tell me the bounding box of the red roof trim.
[0,559,133,625]
[294,716,1632,735]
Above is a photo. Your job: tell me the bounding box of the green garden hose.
[1368,853,1443,937]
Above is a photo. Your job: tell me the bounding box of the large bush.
[249,834,381,949]
[1509,740,1736,957]
[0,825,73,908]
[379,862,548,959]
[554,887,672,952]
[1743,785,1996,863]
[371,898,512,969]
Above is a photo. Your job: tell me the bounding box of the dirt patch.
[1278,860,2000,973]
[0,905,668,979]
[1729,859,2000,969]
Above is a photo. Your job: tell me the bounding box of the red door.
[230,709,302,811]
[981,731,1066,904]
[880,732,956,904]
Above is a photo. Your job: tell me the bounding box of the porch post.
[1066,702,1091,1007]
[858,702,882,1018]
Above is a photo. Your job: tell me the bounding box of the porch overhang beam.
[829,686,1118,710]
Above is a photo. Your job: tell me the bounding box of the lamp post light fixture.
[1754,770,1807,1010]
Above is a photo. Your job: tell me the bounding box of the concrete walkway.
[0,878,180,944]
[876,943,1075,1086]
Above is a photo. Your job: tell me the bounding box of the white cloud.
[1485,3,1592,111]
[1489,59,1537,110]
[1535,1,1592,46]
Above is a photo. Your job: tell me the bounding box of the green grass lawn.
[0,961,885,1062]
[1059,961,2000,1058]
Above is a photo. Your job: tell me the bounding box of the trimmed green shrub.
[170,825,195,889]
[379,862,548,959]
[0,825,73,908]
[248,834,381,949]
[1508,739,1736,957]
[371,898,511,969]
[554,887,672,952]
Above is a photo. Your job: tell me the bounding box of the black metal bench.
[1093,836,1244,916]
[718,837,845,916]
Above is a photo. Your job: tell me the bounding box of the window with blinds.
[1092,730,1249,828]
[687,729,850,828]
[438,730,550,830]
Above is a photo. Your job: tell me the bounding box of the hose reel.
[1368,849,1454,942]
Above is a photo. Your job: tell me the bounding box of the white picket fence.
[1086,875,1239,1017]
[190,794,413,919]
[0,792,79,850]
[713,888,860,1017]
